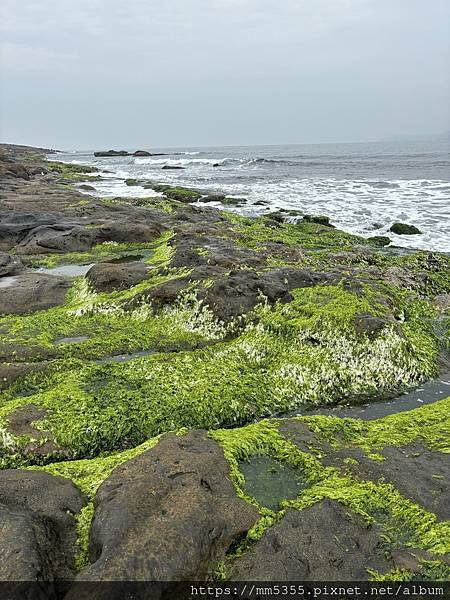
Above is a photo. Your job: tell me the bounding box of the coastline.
[0,143,449,586]
[55,139,450,254]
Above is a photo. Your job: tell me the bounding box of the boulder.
[170,234,266,270]
[354,314,387,338]
[197,267,330,322]
[162,165,185,170]
[134,266,330,322]
[16,225,96,255]
[94,221,165,243]
[0,273,70,315]
[368,236,391,247]
[133,151,152,157]
[77,431,258,582]
[0,212,63,251]
[86,262,150,293]
[302,215,335,227]
[230,499,390,580]
[0,252,24,277]
[93,150,130,157]
[389,223,422,235]
[0,470,85,581]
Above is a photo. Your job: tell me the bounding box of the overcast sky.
[0,0,449,149]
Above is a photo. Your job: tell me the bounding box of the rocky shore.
[0,144,449,594]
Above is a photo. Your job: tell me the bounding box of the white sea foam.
[56,142,450,253]
[213,178,450,252]
[134,157,233,167]
[79,178,163,199]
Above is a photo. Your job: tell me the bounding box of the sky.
[0,0,449,149]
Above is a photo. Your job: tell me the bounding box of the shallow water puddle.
[94,349,157,364]
[239,456,306,510]
[54,335,89,345]
[37,263,95,277]
[108,254,145,264]
[282,377,450,421]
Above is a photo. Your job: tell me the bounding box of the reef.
[0,143,449,591]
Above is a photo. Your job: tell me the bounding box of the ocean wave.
[134,157,237,167]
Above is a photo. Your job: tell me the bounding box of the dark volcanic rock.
[93,150,130,157]
[132,266,330,322]
[86,262,151,292]
[368,235,391,247]
[390,222,422,235]
[16,224,96,255]
[230,499,391,580]
[0,273,70,315]
[324,443,450,521]
[0,212,63,251]
[0,158,47,180]
[303,215,335,227]
[197,267,330,322]
[0,470,85,582]
[133,150,152,157]
[162,165,185,170]
[0,252,24,277]
[94,221,165,244]
[354,314,387,338]
[170,234,266,270]
[77,431,258,582]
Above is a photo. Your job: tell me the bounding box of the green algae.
[161,186,202,202]
[220,212,381,251]
[302,398,450,454]
[0,284,440,462]
[209,399,450,578]
[46,160,99,182]
[25,231,173,269]
[14,400,448,575]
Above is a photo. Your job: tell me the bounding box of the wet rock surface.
[230,500,391,580]
[324,443,450,520]
[0,272,70,314]
[86,261,151,292]
[0,470,85,581]
[0,251,24,277]
[78,431,259,581]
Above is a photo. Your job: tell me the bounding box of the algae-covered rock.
[303,214,335,227]
[230,500,391,580]
[390,222,422,235]
[0,145,449,585]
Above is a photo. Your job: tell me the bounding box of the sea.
[56,139,450,253]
